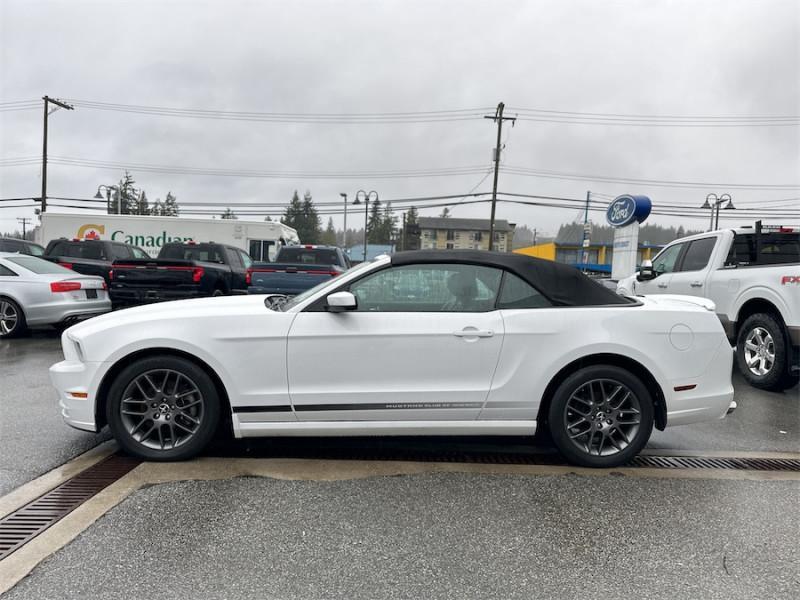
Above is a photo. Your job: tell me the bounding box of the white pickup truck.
[618,225,800,391]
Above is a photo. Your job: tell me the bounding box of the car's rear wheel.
[0,298,27,339]
[547,365,654,468]
[107,355,220,461]
[736,313,788,391]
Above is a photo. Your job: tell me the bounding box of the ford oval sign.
[606,195,652,227]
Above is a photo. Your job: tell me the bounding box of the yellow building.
[515,241,661,273]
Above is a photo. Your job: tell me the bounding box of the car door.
[634,241,686,295]
[286,262,505,422]
[667,236,718,297]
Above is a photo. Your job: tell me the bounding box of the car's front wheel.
[107,355,220,461]
[547,365,654,468]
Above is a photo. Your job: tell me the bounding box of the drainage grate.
[0,455,140,561]
[630,455,800,472]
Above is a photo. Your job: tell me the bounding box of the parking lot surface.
[5,472,799,600]
[0,333,109,496]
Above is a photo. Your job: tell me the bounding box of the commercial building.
[515,227,662,273]
[418,217,515,252]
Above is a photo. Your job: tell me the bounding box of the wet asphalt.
[5,474,799,600]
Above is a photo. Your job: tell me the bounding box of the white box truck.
[37,213,299,260]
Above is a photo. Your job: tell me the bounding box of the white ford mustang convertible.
[50,250,735,468]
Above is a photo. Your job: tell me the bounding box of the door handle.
[453,329,494,338]
[657,283,668,289]
[690,281,703,288]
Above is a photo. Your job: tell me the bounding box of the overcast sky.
[1,0,798,239]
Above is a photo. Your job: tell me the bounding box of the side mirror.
[327,291,357,312]
[637,259,656,281]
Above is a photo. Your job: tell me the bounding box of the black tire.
[106,355,221,461]
[736,313,788,392]
[547,365,654,468]
[0,297,27,339]
[211,288,225,297]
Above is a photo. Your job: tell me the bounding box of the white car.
[0,252,111,338]
[50,251,735,468]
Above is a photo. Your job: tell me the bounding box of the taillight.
[101,281,108,291]
[50,281,82,293]
[192,267,204,283]
[60,261,74,270]
[108,269,114,280]
[245,269,252,285]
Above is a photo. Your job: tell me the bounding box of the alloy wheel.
[0,301,18,335]
[563,378,641,457]
[119,369,205,450]
[743,327,775,376]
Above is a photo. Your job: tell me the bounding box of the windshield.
[280,260,375,311]
[278,247,339,265]
[6,256,75,275]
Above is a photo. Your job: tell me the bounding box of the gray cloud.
[1,0,798,237]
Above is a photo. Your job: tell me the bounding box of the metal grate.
[0,455,140,561]
[630,455,800,472]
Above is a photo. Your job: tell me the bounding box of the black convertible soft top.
[391,250,629,306]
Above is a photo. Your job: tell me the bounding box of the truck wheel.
[0,298,27,339]
[736,313,788,391]
[212,288,225,297]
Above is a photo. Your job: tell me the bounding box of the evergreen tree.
[108,171,138,214]
[301,191,321,243]
[439,207,451,218]
[406,206,419,226]
[131,190,150,215]
[220,208,238,219]
[367,199,383,243]
[151,198,164,216]
[163,192,179,216]
[380,201,397,244]
[321,217,337,245]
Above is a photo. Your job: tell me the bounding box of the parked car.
[0,237,45,256]
[108,241,253,306]
[247,245,350,296]
[50,250,735,468]
[0,252,111,338]
[617,224,800,391]
[43,238,150,287]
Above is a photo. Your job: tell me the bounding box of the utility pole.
[17,217,31,238]
[401,212,407,251]
[580,190,591,272]
[41,96,74,213]
[484,102,516,251]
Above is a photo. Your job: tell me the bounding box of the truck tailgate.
[110,259,203,286]
[247,263,340,295]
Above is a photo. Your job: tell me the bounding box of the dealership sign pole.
[607,195,652,280]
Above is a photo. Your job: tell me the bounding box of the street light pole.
[340,193,348,250]
[95,184,120,214]
[701,193,735,231]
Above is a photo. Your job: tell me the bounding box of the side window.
[131,247,150,259]
[726,234,754,266]
[238,250,253,269]
[651,243,685,275]
[758,233,800,265]
[0,264,18,276]
[349,264,503,312]
[26,244,44,256]
[678,237,717,272]
[48,242,66,256]
[497,273,551,309]
[111,244,132,260]
[226,248,243,269]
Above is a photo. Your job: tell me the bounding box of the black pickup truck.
[43,238,150,286]
[109,241,253,306]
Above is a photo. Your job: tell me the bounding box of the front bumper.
[49,359,104,432]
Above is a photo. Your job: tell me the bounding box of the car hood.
[66,294,274,338]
